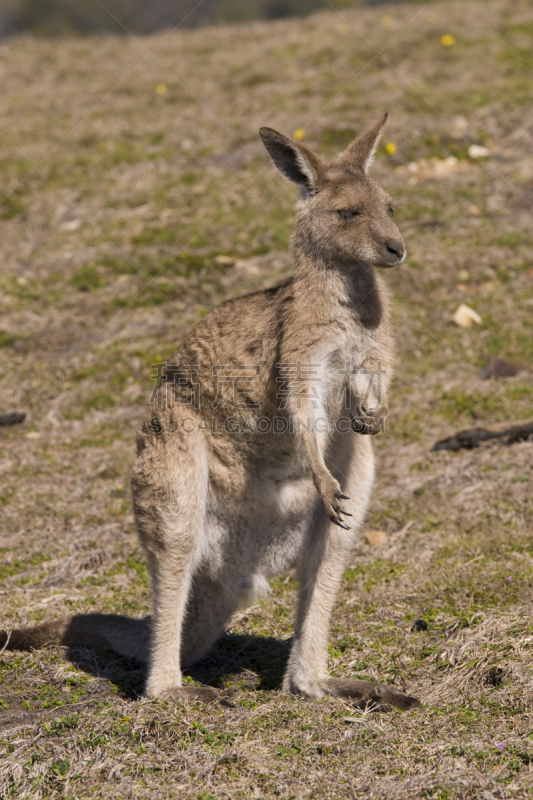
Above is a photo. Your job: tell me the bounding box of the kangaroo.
[1,115,420,711]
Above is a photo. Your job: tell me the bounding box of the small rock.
[451,115,468,136]
[452,303,481,328]
[25,432,41,439]
[411,619,428,632]
[457,269,470,281]
[399,156,468,185]
[468,144,489,159]
[365,530,388,546]
[480,278,500,292]
[214,255,236,267]
[468,204,481,216]
[60,218,81,231]
[235,259,261,275]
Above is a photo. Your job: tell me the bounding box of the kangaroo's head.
[260,114,405,269]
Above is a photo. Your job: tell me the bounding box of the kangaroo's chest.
[341,319,382,364]
[312,320,385,407]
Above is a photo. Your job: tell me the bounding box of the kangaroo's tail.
[0,614,151,663]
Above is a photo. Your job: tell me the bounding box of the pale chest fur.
[286,268,393,421]
[310,323,390,424]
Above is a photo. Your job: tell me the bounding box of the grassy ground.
[1,0,533,796]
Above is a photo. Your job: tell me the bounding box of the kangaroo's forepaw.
[314,472,352,529]
[350,406,386,435]
[322,677,421,711]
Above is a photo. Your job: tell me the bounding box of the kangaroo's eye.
[388,206,394,217]
[337,209,360,221]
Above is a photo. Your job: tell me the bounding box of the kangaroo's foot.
[284,673,420,711]
[321,677,421,711]
[152,685,236,707]
[350,406,387,435]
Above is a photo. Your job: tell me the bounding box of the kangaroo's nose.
[385,239,404,260]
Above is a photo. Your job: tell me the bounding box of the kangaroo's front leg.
[284,435,420,711]
[350,358,389,436]
[285,365,352,529]
[350,406,386,435]
[302,427,352,529]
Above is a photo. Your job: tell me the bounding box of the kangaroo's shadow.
[67,633,291,701]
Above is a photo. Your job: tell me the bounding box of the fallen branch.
[0,413,26,426]
[432,419,533,452]
[0,630,11,655]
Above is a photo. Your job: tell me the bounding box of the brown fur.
[1,116,420,711]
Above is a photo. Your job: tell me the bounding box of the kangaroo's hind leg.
[284,433,420,711]
[181,569,247,666]
[132,424,209,698]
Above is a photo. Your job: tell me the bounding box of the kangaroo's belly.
[210,459,315,521]
[202,429,359,581]
[202,469,316,581]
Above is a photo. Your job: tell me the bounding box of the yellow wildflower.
[385,142,397,155]
[293,128,305,141]
[441,34,455,46]
[155,83,167,95]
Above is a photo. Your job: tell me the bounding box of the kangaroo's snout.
[384,237,406,264]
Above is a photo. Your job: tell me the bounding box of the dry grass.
[1,0,533,796]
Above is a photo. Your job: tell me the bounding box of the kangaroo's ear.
[343,112,389,174]
[259,127,322,194]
